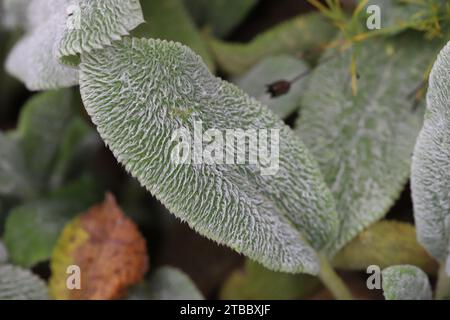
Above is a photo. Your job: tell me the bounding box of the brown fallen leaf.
[49,193,149,300]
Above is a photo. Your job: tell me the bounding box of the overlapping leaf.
[79,38,339,275]
[208,13,335,75]
[184,0,258,37]
[0,265,48,300]
[411,41,450,262]
[296,35,442,255]
[5,0,144,90]
[128,267,203,300]
[234,55,308,119]
[382,265,432,300]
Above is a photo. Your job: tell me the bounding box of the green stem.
[318,254,354,300]
[435,263,450,300]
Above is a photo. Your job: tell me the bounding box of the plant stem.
[435,263,450,300]
[318,254,354,300]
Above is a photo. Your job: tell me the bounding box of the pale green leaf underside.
[57,0,144,61]
[0,265,48,300]
[79,38,339,275]
[129,267,203,300]
[184,0,258,37]
[234,55,308,119]
[208,13,336,76]
[382,265,432,300]
[297,36,440,255]
[411,41,450,262]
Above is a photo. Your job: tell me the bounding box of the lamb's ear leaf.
[57,0,144,64]
[208,13,336,76]
[17,89,75,184]
[1,0,30,30]
[332,221,438,274]
[0,241,8,264]
[183,0,258,37]
[132,0,214,71]
[220,260,321,300]
[0,265,48,300]
[79,37,339,275]
[128,267,203,300]
[382,265,432,300]
[3,177,100,268]
[0,132,34,199]
[234,55,308,119]
[296,35,443,255]
[411,41,450,262]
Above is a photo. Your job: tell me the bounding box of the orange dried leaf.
[49,193,148,300]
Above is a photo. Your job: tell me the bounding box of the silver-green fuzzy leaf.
[17,89,74,183]
[1,0,30,29]
[296,36,441,255]
[382,265,432,300]
[57,0,144,62]
[0,265,48,300]
[128,267,203,300]
[411,41,450,262]
[0,132,34,199]
[234,55,308,119]
[79,38,339,275]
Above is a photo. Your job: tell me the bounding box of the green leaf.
[132,0,214,71]
[17,89,75,186]
[1,0,30,29]
[79,38,339,275]
[5,3,79,90]
[0,132,34,199]
[208,13,336,76]
[49,117,97,189]
[296,35,443,255]
[3,178,100,267]
[221,260,321,300]
[184,0,258,37]
[234,55,308,119]
[333,221,438,274]
[57,0,144,64]
[0,264,48,300]
[411,41,450,262]
[128,267,203,300]
[382,265,432,300]
[0,241,8,264]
